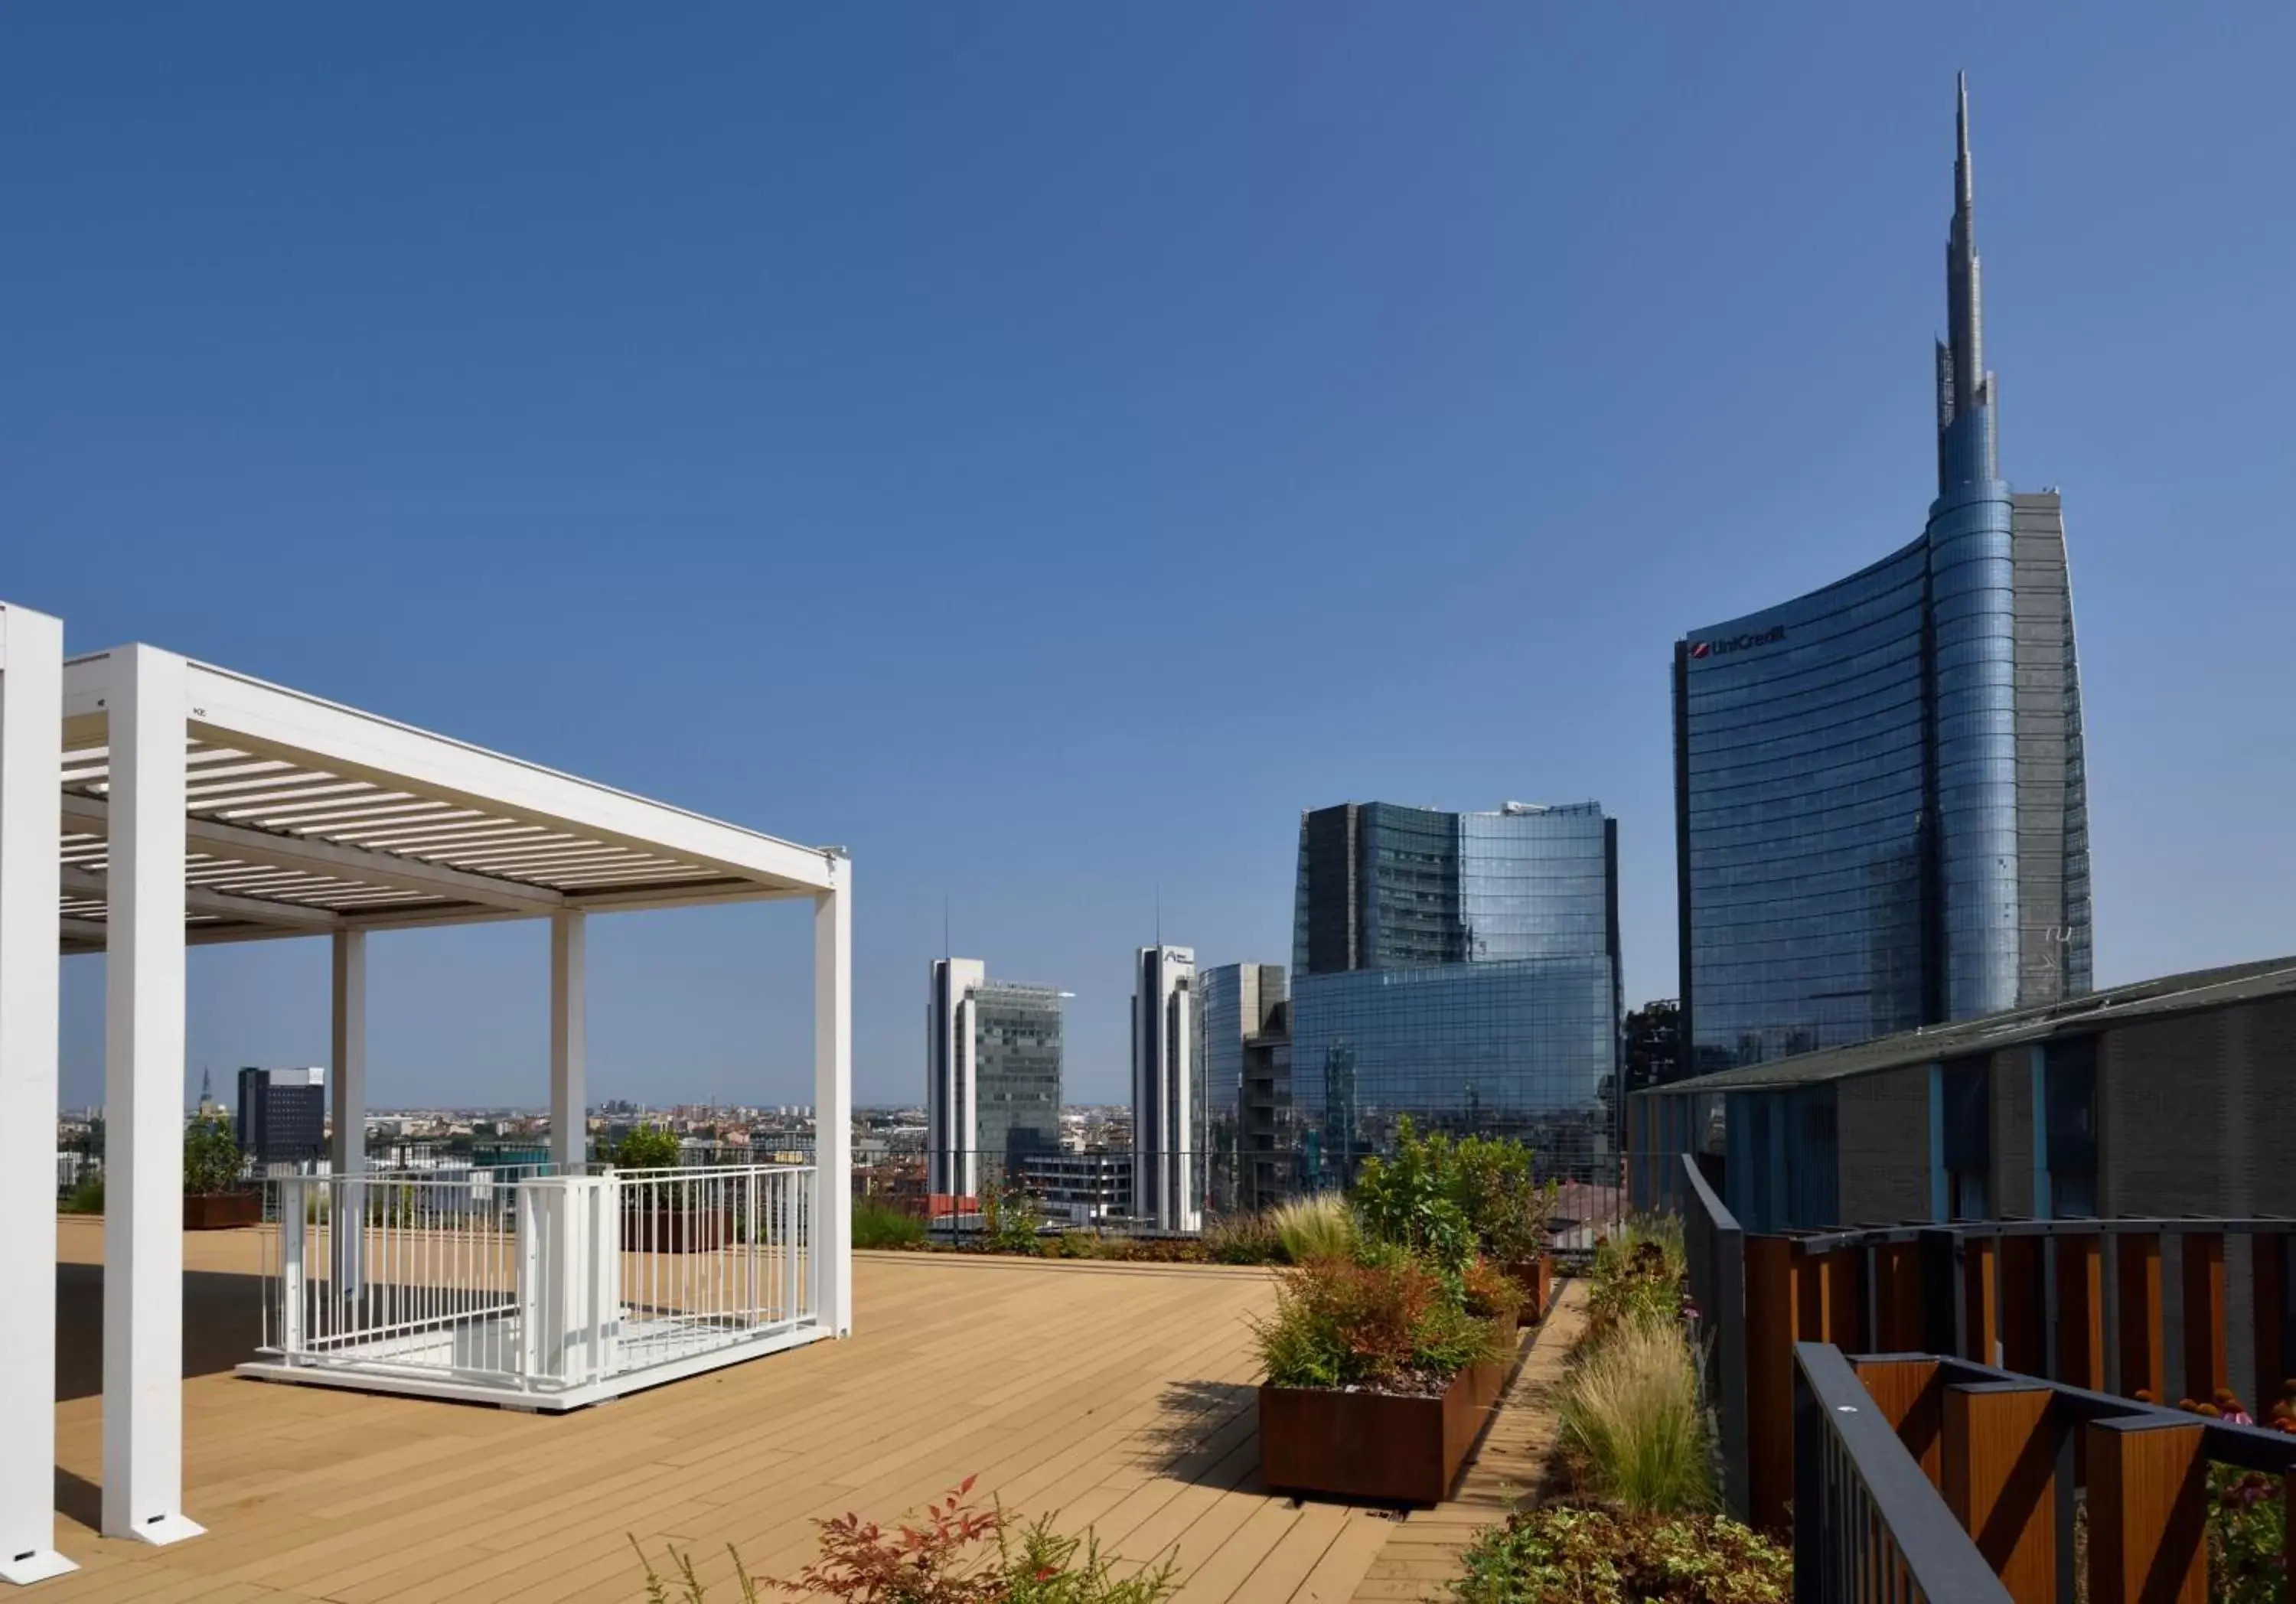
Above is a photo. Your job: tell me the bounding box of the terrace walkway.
[47,1218,1429,1603]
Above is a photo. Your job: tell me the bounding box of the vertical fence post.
[2115,1234,2164,1400]
[1745,1234,1796,1529]
[2056,1233,2106,1390]
[279,1176,306,1357]
[1681,1155,1750,1524]
[1959,1234,1999,1364]
[1852,1358,1944,1486]
[2086,1417,2206,1604]
[2001,1234,2047,1374]
[1790,1355,1822,1604]
[2252,1231,2289,1417]
[2179,1231,2227,1406]
[1942,1381,2062,1602]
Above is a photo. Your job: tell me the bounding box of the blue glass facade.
[1289,801,1621,1184]
[1672,77,2089,1074]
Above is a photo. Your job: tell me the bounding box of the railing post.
[279,1175,306,1358]
[2086,1416,2206,1604]
[1942,1381,2063,1602]
[1790,1351,1823,1604]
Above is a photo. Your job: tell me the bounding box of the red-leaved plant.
[631,1475,1182,1602]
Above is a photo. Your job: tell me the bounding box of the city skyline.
[11,10,2295,1107]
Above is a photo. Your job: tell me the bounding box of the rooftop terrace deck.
[47,1218,1416,1603]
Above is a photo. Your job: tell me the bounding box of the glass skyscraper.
[1673,77,2091,1075]
[926,958,1064,1196]
[1288,800,1622,1185]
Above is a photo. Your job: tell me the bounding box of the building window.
[1941,1058,1989,1220]
[2045,1037,2099,1218]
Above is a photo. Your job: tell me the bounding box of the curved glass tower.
[1673,77,2091,1074]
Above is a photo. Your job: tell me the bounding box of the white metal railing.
[254,1163,816,1399]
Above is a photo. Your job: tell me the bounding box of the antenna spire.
[1938,70,1997,492]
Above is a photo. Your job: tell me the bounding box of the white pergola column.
[329,930,367,1297]
[102,646,203,1546]
[812,859,851,1336]
[0,605,75,1585]
[550,911,585,1171]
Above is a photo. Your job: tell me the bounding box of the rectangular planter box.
[621,1206,735,1254]
[184,1192,261,1231]
[1261,1314,1521,1505]
[1505,1255,1554,1322]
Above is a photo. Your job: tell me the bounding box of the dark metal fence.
[1791,1342,2014,1603]
[1680,1154,1749,1521]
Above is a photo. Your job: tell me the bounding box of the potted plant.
[612,1125,729,1253]
[1355,1122,1557,1322]
[1252,1248,1513,1505]
[183,1117,258,1229]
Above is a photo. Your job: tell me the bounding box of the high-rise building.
[1289,800,1622,1185]
[925,959,1064,1197]
[235,1066,325,1166]
[1672,77,2090,1076]
[1199,962,1288,1214]
[1130,944,1199,1231]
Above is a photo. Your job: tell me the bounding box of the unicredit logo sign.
[1690,625,1786,660]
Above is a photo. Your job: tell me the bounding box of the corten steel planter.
[184,1192,261,1230]
[1261,1315,1524,1505]
[621,1205,735,1254]
[1505,1255,1554,1322]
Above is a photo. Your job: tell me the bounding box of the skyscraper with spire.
[1671,76,2091,1075]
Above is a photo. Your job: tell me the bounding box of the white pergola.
[0,601,852,1584]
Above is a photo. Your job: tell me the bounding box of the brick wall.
[1838,1065,1932,1224]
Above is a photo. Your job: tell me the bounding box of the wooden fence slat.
[1853,1357,1943,1488]
[2180,1232,2226,1407]
[2252,1233,2288,1417]
[2056,1234,2105,1390]
[2001,1235,2047,1376]
[1943,1383,2061,1603]
[1965,1237,2001,1364]
[1744,1235,1797,1532]
[2115,1234,2164,1401]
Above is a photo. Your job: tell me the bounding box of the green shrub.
[1448,1505,1789,1602]
[1350,1121,1476,1273]
[1268,1193,1358,1264]
[1250,1255,1505,1391]
[1446,1133,1558,1264]
[1349,1120,1557,1273]
[851,1198,926,1250]
[633,1475,1181,1602]
[1203,1210,1281,1264]
[63,1171,104,1215]
[1583,1218,1687,1343]
[1557,1315,1712,1514]
[183,1117,242,1195]
[612,1125,685,1169]
[978,1176,1041,1254]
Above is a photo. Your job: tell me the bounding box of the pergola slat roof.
[51,654,840,950]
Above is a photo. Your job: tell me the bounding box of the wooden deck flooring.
[46,1218,1473,1604]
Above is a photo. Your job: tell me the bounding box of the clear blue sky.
[7,6,2291,1110]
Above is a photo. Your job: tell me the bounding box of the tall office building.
[925,959,1064,1197]
[1290,800,1622,1184]
[1672,77,2091,1075]
[1199,962,1287,1214]
[236,1065,325,1166]
[1131,944,1199,1231]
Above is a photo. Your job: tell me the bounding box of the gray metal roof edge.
[1636,954,2296,1097]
